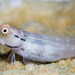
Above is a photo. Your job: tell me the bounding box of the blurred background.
[0,0,75,34]
[0,0,75,52]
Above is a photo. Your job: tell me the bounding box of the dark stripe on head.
[14,35,19,38]
[20,38,26,41]
[14,34,26,42]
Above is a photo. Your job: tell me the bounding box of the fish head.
[0,23,21,47]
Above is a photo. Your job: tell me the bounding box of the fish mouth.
[5,44,20,48]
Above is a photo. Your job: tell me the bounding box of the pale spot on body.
[71,47,75,50]
[66,40,70,42]
[56,38,59,41]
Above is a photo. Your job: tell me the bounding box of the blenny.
[0,23,75,63]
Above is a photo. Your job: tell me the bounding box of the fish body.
[0,23,75,62]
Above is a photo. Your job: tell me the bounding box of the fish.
[0,23,75,63]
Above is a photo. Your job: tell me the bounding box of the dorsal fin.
[64,25,75,38]
[21,21,62,37]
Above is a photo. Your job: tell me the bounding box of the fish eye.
[2,28,8,34]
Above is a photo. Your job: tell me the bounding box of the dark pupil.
[3,29,7,32]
